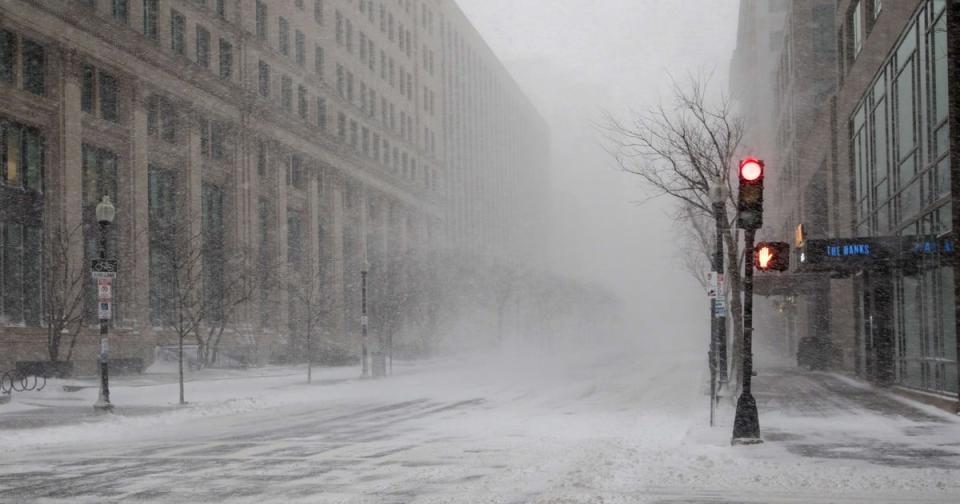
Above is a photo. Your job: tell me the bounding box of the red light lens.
[740,160,763,181]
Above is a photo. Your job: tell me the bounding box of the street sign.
[98,301,112,320]
[714,298,727,317]
[91,259,119,279]
[707,272,725,299]
[98,283,112,300]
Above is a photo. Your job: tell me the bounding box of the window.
[281,75,292,112]
[202,182,225,323]
[295,31,305,66]
[360,32,367,62]
[146,95,177,143]
[347,71,354,102]
[316,97,327,131]
[258,60,270,97]
[337,112,346,139]
[368,39,375,71]
[350,120,358,149]
[113,0,129,23]
[287,211,303,270]
[81,64,95,113]
[1,120,44,192]
[0,29,15,84]
[219,39,233,79]
[314,0,324,25]
[22,39,44,96]
[210,121,226,160]
[295,0,304,10]
[314,45,324,76]
[215,0,226,19]
[278,18,289,56]
[346,19,353,53]
[171,10,186,55]
[98,71,118,122]
[288,155,305,189]
[336,64,344,96]
[336,11,344,45]
[1,222,42,326]
[196,25,211,68]
[147,166,177,325]
[256,1,268,41]
[256,141,267,177]
[852,1,863,57]
[298,85,308,119]
[143,0,159,41]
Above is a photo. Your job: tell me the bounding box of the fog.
[457,0,740,354]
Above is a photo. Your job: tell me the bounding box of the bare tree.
[601,75,746,379]
[151,226,207,405]
[197,247,261,367]
[44,223,87,364]
[287,261,341,383]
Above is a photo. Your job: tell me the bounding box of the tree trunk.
[178,333,185,405]
[724,229,744,391]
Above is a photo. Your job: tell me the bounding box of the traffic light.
[737,157,764,230]
[754,242,790,272]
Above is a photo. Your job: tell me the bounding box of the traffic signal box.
[737,158,764,230]
[755,242,790,272]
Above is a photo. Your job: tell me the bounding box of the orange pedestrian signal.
[754,242,790,272]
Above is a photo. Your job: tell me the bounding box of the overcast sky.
[455,0,740,342]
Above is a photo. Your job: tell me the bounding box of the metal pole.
[714,202,728,384]
[733,228,761,443]
[94,222,112,412]
[361,269,369,377]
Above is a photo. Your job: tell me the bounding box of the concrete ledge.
[891,386,959,414]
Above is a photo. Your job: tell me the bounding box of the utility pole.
[709,180,730,427]
[361,261,369,377]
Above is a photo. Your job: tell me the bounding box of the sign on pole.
[91,259,119,279]
[98,301,112,320]
[98,277,112,300]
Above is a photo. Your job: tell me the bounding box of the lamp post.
[93,195,115,412]
[361,260,370,377]
[708,180,729,426]
[709,180,730,386]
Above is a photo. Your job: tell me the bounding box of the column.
[128,80,150,333]
[60,48,84,281]
[329,175,346,346]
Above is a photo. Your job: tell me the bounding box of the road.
[1,347,959,503]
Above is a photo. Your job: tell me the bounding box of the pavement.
[0,349,958,503]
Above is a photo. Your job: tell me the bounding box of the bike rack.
[0,370,47,396]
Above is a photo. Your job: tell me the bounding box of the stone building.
[0,0,550,371]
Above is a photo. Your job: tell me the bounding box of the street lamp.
[708,180,730,387]
[93,195,115,412]
[361,259,370,378]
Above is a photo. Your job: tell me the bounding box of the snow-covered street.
[1,346,959,503]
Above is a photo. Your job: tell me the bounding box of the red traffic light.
[754,242,790,272]
[739,157,764,182]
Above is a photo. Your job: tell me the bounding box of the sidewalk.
[744,367,960,469]
[0,363,358,432]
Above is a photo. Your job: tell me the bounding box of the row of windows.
[851,0,947,237]
[335,110,437,192]
[0,28,46,97]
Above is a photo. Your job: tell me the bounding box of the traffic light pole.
[733,228,761,444]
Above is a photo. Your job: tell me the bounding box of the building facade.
[733,0,959,409]
[0,0,549,371]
